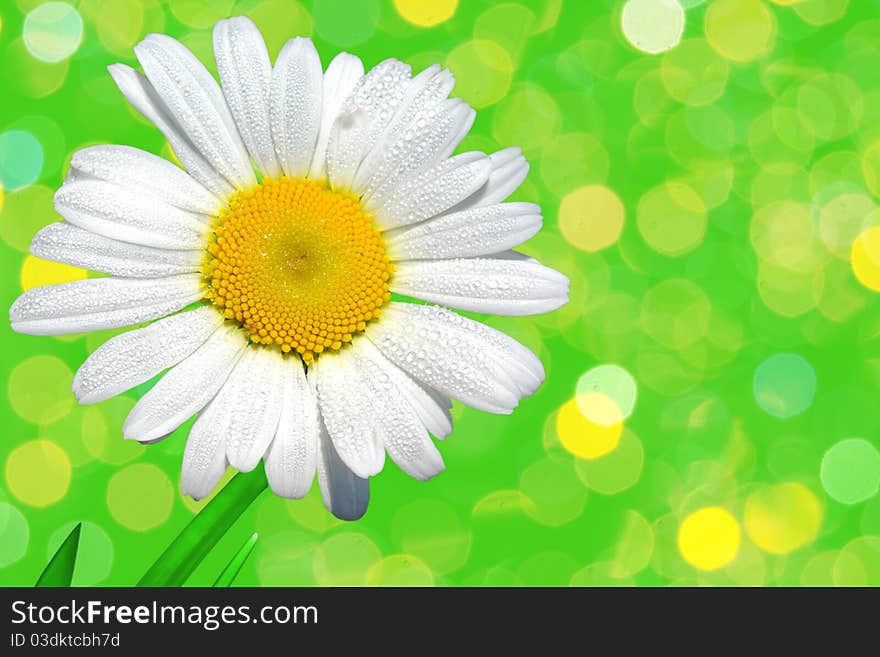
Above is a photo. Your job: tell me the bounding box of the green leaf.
[138,469,268,587]
[36,523,82,587]
[213,532,259,587]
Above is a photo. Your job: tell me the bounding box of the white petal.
[355,338,452,439]
[134,34,255,189]
[73,306,222,405]
[315,417,369,521]
[367,302,545,412]
[270,37,323,178]
[356,99,475,201]
[312,351,385,479]
[349,339,446,480]
[308,52,364,180]
[31,222,202,278]
[346,58,412,163]
[386,202,542,261]
[54,180,209,250]
[213,17,281,179]
[325,108,369,191]
[452,147,529,210]
[220,348,285,472]
[354,65,453,190]
[180,431,228,501]
[368,152,490,230]
[70,144,221,214]
[123,324,247,442]
[108,63,233,198]
[10,274,203,336]
[390,257,569,316]
[324,58,413,191]
[264,360,318,499]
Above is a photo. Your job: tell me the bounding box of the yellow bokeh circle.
[559,185,625,253]
[5,440,71,507]
[106,463,174,531]
[20,254,86,291]
[744,483,822,555]
[556,395,623,460]
[394,0,457,27]
[677,507,741,571]
[851,226,880,291]
[704,0,776,63]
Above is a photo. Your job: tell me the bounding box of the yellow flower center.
[202,177,393,363]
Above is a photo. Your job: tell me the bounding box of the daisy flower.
[9,17,569,520]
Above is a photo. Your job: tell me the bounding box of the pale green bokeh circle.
[313,0,379,47]
[47,521,114,585]
[0,184,57,252]
[753,353,817,418]
[576,364,637,424]
[492,83,561,155]
[313,531,381,585]
[445,39,514,109]
[8,355,74,424]
[391,499,471,574]
[366,553,434,586]
[540,132,609,197]
[661,38,729,106]
[641,278,712,349]
[637,182,707,256]
[611,510,655,578]
[0,130,44,191]
[23,2,83,63]
[166,0,234,29]
[621,0,685,55]
[519,456,588,527]
[821,438,880,505]
[0,502,29,567]
[106,463,174,531]
[575,429,645,495]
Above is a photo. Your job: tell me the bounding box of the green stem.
[36,522,82,587]
[138,470,268,587]
[213,532,259,587]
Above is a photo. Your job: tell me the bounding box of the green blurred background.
[2,0,880,586]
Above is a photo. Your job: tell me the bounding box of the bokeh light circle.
[704,0,775,62]
[753,353,817,418]
[621,0,686,55]
[21,255,86,290]
[5,440,71,507]
[0,130,44,191]
[660,38,729,105]
[366,553,434,586]
[519,457,588,526]
[576,364,637,424]
[445,39,514,109]
[637,182,707,256]
[313,0,380,47]
[0,502,29,567]
[8,355,74,424]
[556,396,623,460]
[851,226,880,291]
[559,185,624,253]
[677,507,741,571]
[313,532,381,585]
[744,483,822,554]
[394,0,457,27]
[106,463,174,531]
[820,438,880,505]
[23,2,83,63]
